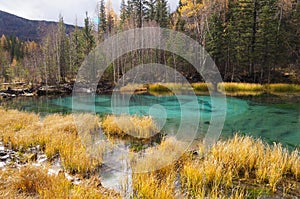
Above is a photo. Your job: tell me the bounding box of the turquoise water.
[1,94,300,149]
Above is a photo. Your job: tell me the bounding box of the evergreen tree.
[225,0,255,81]
[256,0,279,83]
[132,0,147,28]
[69,22,85,78]
[120,0,128,25]
[145,0,156,21]
[83,12,95,55]
[206,13,224,71]
[98,0,107,40]
[155,0,169,28]
[57,15,68,82]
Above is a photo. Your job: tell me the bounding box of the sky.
[0,0,178,26]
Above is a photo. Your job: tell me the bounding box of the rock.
[0,154,9,161]
[65,173,73,181]
[37,154,47,164]
[73,178,81,185]
[32,163,41,167]
[0,162,6,168]
[48,168,62,176]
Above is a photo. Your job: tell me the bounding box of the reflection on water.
[1,94,300,149]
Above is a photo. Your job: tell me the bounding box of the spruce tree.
[256,0,279,83]
[145,0,156,21]
[132,0,147,28]
[120,0,128,25]
[206,13,224,71]
[98,0,107,40]
[83,12,95,56]
[57,15,68,82]
[155,0,169,28]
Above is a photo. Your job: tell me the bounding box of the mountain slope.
[0,10,75,42]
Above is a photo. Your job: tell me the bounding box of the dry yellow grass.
[147,82,300,95]
[0,108,103,174]
[132,135,300,198]
[180,135,300,197]
[0,165,120,199]
[148,83,192,92]
[132,136,186,173]
[191,82,213,92]
[218,82,264,93]
[119,83,147,92]
[101,114,159,139]
[132,171,176,199]
[266,83,300,93]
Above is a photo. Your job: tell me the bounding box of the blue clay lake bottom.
[1,93,300,149]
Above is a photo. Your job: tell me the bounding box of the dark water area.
[1,93,299,149]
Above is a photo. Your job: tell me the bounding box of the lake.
[1,93,299,149]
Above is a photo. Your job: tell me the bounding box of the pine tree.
[98,0,107,40]
[145,0,156,21]
[57,15,68,82]
[256,0,279,83]
[206,13,224,70]
[225,0,255,81]
[132,0,147,28]
[69,22,85,78]
[83,12,95,55]
[155,0,169,28]
[120,0,128,25]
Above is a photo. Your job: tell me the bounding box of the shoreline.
[0,82,300,100]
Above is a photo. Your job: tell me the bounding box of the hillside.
[0,10,75,42]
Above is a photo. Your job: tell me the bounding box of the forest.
[0,0,299,86]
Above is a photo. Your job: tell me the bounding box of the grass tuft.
[191,82,213,92]
[148,83,192,92]
[101,114,159,139]
[219,82,264,93]
[266,84,300,93]
[0,166,120,198]
[0,108,103,174]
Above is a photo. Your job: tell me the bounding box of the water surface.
[1,94,299,149]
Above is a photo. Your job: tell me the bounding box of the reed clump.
[132,136,186,172]
[0,165,120,199]
[192,82,213,92]
[119,83,147,92]
[266,83,300,93]
[146,82,300,95]
[0,108,103,174]
[132,135,300,198]
[148,83,191,92]
[101,114,159,139]
[132,171,176,199]
[180,135,300,197]
[219,82,264,93]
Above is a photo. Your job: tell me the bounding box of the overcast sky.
[0,0,178,26]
